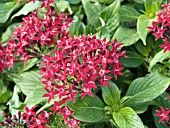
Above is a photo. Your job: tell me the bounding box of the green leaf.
[96,27,111,41]
[130,102,150,114]
[8,58,38,73]
[37,97,59,113]
[94,122,105,128]
[137,15,153,45]
[121,51,144,68]
[120,6,140,22]
[22,58,38,72]
[68,95,107,122]
[9,71,43,96]
[11,1,41,20]
[0,110,5,124]
[99,0,120,35]
[101,81,120,105]
[135,41,149,56]
[0,2,19,23]
[133,0,145,3]
[8,85,22,116]
[66,0,80,4]
[149,50,170,71]
[69,7,85,36]
[81,0,102,26]
[55,0,71,13]
[97,0,115,4]
[113,24,140,46]
[113,107,145,128]
[0,79,12,103]
[1,23,20,43]
[154,92,170,110]
[24,87,47,107]
[123,73,170,106]
[144,0,163,18]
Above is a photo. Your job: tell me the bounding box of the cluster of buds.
[156,106,170,126]
[22,106,51,128]
[148,2,170,52]
[0,111,24,128]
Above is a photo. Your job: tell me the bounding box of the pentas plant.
[148,2,170,127]
[0,0,71,72]
[0,0,126,128]
[156,107,170,126]
[0,111,23,128]
[40,35,125,127]
[148,2,170,52]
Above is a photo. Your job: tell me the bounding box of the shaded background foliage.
[0,0,170,128]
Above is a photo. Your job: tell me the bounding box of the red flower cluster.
[22,106,51,128]
[41,36,125,99]
[0,0,71,72]
[1,0,126,127]
[156,106,170,126]
[40,35,125,127]
[148,2,170,52]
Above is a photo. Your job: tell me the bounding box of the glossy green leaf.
[1,23,19,43]
[81,0,102,25]
[55,0,71,13]
[0,79,12,103]
[149,50,170,71]
[22,58,38,72]
[94,123,105,128]
[133,0,145,3]
[113,107,145,128]
[144,0,163,18]
[135,41,149,56]
[24,87,47,107]
[8,85,22,116]
[120,6,140,22]
[99,0,120,35]
[97,0,115,4]
[69,8,85,36]
[137,15,153,45]
[113,24,140,46]
[96,27,111,41]
[66,0,80,4]
[11,1,41,20]
[130,102,150,114]
[68,95,107,122]
[154,92,170,111]
[0,110,5,125]
[101,81,120,105]
[0,2,19,23]
[9,71,43,96]
[121,51,144,68]
[123,73,170,106]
